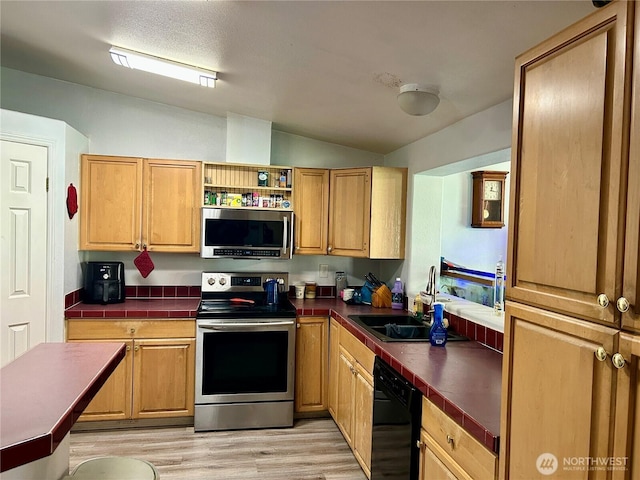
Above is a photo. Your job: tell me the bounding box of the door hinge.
[46,177,49,192]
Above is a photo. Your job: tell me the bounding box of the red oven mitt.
[66,183,78,219]
[134,248,154,278]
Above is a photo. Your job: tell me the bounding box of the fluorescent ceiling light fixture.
[109,46,217,87]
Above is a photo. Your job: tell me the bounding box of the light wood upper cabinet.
[66,319,195,422]
[294,316,329,413]
[80,155,143,251]
[80,155,201,252]
[507,1,633,326]
[329,168,371,257]
[293,168,329,255]
[142,159,201,253]
[622,3,640,332]
[500,302,618,479]
[328,166,407,259]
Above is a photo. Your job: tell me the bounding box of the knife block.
[372,284,392,308]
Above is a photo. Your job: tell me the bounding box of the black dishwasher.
[371,357,422,480]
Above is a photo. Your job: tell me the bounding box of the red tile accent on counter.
[0,342,125,472]
[65,298,200,319]
[65,285,201,310]
[293,297,502,454]
[446,312,503,353]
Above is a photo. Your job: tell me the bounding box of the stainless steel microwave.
[201,208,294,259]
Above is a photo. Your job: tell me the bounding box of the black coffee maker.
[83,262,126,304]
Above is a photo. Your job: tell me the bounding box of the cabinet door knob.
[134,345,139,352]
[126,345,131,352]
[328,246,333,253]
[130,328,135,334]
[597,294,609,308]
[616,297,630,313]
[135,243,140,249]
[594,346,608,362]
[416,440,425,450]
[446,435,454,447]
[296,323,301,329]
[612,353,626,369]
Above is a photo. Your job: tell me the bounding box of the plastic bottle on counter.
[429,302,447,346]
[413,293,423,319]
[391,278,404,310]
[494,256,505,315]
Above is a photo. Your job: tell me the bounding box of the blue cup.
[264,279,278,305]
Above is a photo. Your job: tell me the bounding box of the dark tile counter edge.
[0,343,126,472]
[296,305,500,454]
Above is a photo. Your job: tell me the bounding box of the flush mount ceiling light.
[109,46,217,88]
[397,84,440,116]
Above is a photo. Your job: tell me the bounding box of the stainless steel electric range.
[194,272,296,432]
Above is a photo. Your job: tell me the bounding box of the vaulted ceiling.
[0,1,596,153]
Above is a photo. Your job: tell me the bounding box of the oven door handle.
[198,320,295,329]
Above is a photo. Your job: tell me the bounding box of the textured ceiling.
[0,1,596,154]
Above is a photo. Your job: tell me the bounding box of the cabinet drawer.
[66,319,195,340]
[340,326,374,374]
[422,397,497,480]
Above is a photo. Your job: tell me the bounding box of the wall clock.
[471,171,508,228]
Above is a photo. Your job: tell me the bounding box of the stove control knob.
[208,277,215,285]
[219,277,227,286]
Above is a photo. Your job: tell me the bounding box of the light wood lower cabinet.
[329,322,375,478]
[612,332,640,480]
[328,318,340,418]
[500,302,617,479]
[66,319,195,422]
[295,316,328,413]
[420,397,497,480]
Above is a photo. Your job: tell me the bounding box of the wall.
[440,156,511,273]
[1,67,512,300]
[0,67,385,292]
[0,109,89,343]
[384,100,513,296]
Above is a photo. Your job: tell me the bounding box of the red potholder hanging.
[134,248,155,278]
[66,183,78,219]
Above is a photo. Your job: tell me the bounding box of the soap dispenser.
[429,302,447,346]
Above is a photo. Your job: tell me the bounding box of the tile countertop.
[435,293,504,333]
[0,342,126,472]
[292,297,502,454]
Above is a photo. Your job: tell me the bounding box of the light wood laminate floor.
[69,419,368,480]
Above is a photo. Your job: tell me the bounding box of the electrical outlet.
[319,264,328,278]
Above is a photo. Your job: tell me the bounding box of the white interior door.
[0,140,48,367]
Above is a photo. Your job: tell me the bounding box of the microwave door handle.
[282,215,289,254]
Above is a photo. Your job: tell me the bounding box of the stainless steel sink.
[348,314,469,343]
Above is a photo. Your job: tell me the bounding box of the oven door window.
[201,330,289,395]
